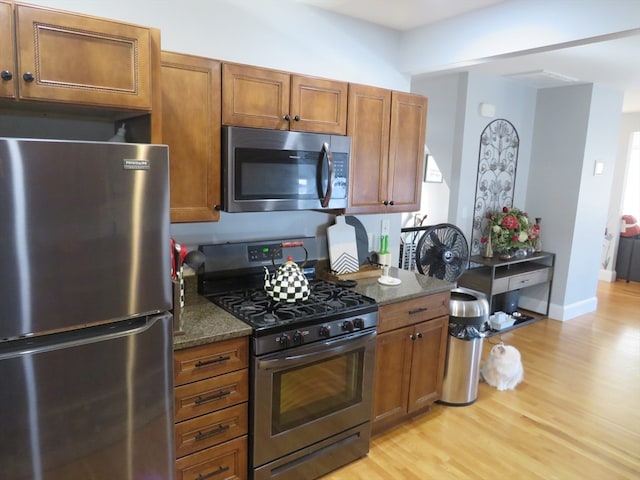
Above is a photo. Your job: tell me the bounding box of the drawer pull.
[196,465,230,479]
[408,307,428,315]
[195,355,231,367]
[195,390,231,405]
[195,423,230,441]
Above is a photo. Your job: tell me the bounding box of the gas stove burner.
[208,280,377,332]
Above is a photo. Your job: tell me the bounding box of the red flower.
[501,215,520,230]
[502,206,509,213]
[481,236,488,244]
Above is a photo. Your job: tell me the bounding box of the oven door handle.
[257,330,376,370]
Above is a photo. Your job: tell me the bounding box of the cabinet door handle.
[283,114,291,121]
[408,307,428,315]
[294,115,300,121]
[196,465,230,479]
[22,72,35,82]
[195,389,231,405]
[1,70,12,81]
[389,200,394,206]
[416,332,423,339]
[195,355,231,367]
[195,423,230,441]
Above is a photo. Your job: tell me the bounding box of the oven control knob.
[319,325,331,337]
[354,318,365,329]
[342,320,354,332]
[278,333,291,348]
[293,331,305,345]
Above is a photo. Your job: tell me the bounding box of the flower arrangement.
[481,206,540,254]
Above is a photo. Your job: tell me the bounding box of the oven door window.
[272,348,364,434]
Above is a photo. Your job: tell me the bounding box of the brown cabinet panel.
[407,317,448,412]
[347,85,427,214]
[347,84,391,212]
[161,51,221,222]
[14,4,152,109]
[175,403,248,458]
[175,369,249,423]
[174,337,249,386]
[387,91,427,212]
[378,291,449,333]
[373,295,449,435]
[372,325,413,429]
[222,63,348,134]
[222,63,290,130]
[176,435,248,480]
[0,1,15,99]
[290,74,347,134]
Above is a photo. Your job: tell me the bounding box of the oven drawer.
[175,403,248,458]
[174,337,248,386]
[176,435,248,480]
[378,292,450,333]
[175,369,249,422]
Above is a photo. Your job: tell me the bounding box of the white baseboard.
[598,269,616,282]
[548,296,598,321]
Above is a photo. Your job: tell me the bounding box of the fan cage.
[414,223,470,282]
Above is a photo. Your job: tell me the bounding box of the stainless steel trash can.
[438,288,489,406]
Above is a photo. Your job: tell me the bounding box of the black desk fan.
[415,223,470,282]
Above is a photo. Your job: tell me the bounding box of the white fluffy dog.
[480,343,524,391]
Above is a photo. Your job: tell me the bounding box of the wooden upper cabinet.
[13,4,153,110]
[0,1,15,99]
[387,91,428,213]
[290,74,347,134]
[222,63,347,134]
[222,63,289,130]
[347,84,391,213]
[347,84,427,214]
[161,51,221,223]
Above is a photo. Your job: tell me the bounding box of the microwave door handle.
[320,142,334,208]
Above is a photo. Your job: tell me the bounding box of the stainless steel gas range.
[198,237,378,480]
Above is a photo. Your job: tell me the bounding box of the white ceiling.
[297,0,640,112]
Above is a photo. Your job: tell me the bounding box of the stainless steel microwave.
[222,126,350,213]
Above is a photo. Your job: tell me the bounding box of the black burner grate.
[210,280,376,330]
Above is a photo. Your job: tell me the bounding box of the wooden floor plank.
[323,280,640,479]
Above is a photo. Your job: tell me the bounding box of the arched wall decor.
[470,119,520,255]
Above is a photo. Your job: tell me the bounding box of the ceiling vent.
[504,70,581,88]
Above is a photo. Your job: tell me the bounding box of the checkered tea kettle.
[264,242,310,303]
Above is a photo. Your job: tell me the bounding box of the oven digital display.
[271,350,364,433]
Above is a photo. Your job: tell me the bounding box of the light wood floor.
[323,280,640,479]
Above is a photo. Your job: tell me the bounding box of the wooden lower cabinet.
[174,337,249,479]
[176,436,248,480]
[372,293,449,434]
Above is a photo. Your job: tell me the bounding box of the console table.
[458,252,555,320]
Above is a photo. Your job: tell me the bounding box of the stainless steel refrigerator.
[0,138,175,480]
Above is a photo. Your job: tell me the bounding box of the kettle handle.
[272,242,308,268]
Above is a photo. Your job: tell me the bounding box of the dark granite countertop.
[173,268,453,350]
[349,267,454,304]
[173,278,252,350]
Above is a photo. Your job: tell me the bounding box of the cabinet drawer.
[175,369,249,422]
[176,435,248,480]
[378,292,450,333]
[176,403,248,458]
[507,267,552,290]
[174,337,248,386]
